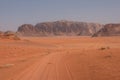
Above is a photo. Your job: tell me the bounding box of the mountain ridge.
[17,20,103,36]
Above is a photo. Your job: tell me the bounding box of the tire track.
[65,63,74,80]
[39,55,54,80]
[46,54,58,80]
[27,54,52,80]
[9,57,44,80]
[8,52,74,80]
[55,52,74,80]
[64,52,74,80]
[9,54,53,80]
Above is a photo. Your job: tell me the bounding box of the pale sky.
[0,0,120,31]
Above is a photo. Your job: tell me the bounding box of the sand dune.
[0,37,120,80]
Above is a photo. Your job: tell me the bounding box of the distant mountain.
[17,20,103,36]
[92,24,120,37]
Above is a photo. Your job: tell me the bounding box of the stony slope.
[17,20,103,36]
[92,24,120,37]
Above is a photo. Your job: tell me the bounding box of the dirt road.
[0,37,120,80]
[8,52,90,80]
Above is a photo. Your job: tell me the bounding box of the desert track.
[0,37,120,80]
[9,52,75,80]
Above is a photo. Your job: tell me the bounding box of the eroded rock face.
[17,24,36,36]
[92,24,120,37]
[17,21,103,36]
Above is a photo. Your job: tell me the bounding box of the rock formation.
[0,31,20,40]
[92,24,120,37]
[17,20,103,36]
[0,31,4,36]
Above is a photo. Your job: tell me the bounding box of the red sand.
[0,37,120,80]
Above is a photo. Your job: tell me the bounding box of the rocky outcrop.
[17,20,103,36]
[0,31,20,40]
[0,31,4,36]
[92,24,120,37]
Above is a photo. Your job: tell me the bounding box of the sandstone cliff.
[17,20,103,36]
[92,24,120,37]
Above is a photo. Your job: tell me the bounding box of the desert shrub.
[100,47,106,50]
[99,46,110,50]
[104,55,112,58]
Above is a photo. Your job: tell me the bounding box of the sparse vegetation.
[19,59,27,62]
[100,47,106,50]
[99,46,110,50]
[48,62,52,64]
[104,55,112,58]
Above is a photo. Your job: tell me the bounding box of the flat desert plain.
[0,37,120,80]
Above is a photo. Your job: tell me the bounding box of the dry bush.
[99,46,110,50]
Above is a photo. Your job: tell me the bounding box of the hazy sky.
[0,0,120,31]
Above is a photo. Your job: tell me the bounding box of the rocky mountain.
[92,24,120,37]
[17,20,103,36]
[17,24,36,36]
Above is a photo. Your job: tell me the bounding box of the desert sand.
[0,36,120,80]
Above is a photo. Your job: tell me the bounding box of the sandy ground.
[0,36,120,80]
